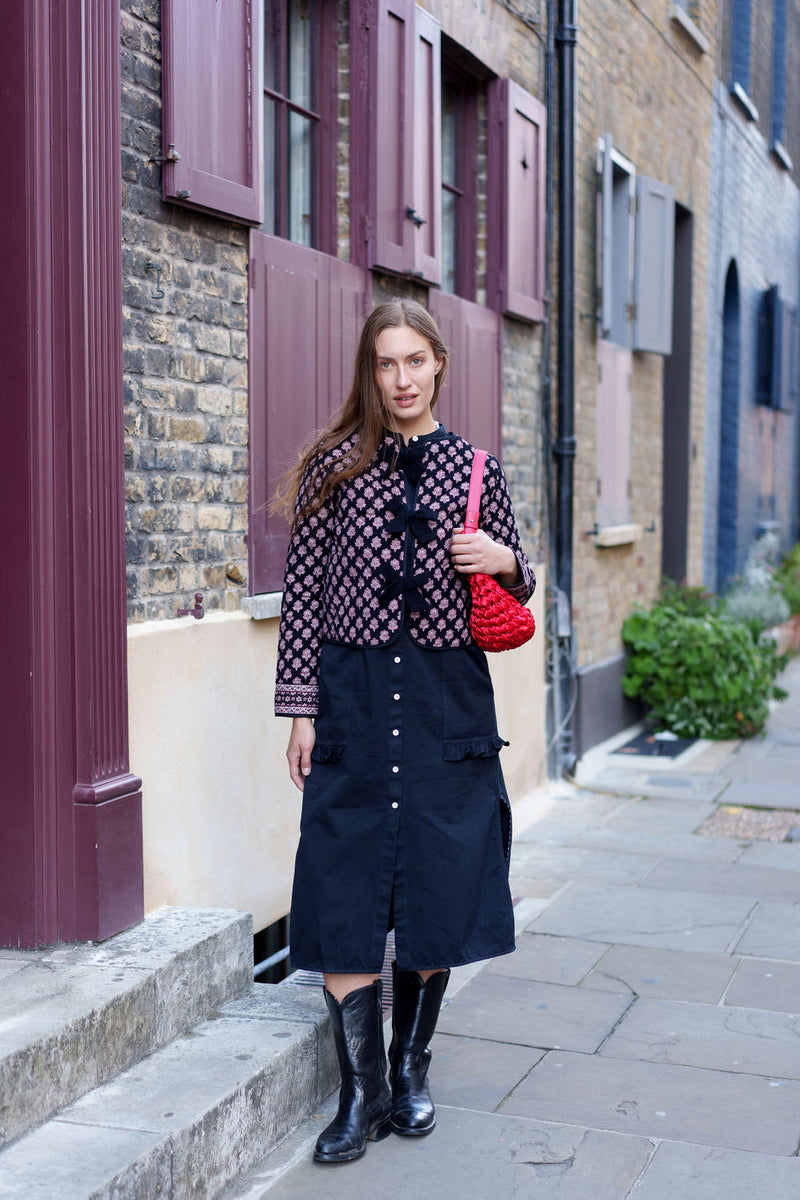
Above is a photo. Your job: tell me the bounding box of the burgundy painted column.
[0,0,143,946]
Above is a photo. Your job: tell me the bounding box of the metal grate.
[282,931,396,1015]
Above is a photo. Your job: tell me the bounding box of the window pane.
[264,96,278,235]
[442,82,458,187]
[288,109,314,245]
[265,0,282,92]
[441,188,457,294]
[288,0,313,109]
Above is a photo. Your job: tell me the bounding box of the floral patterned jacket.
[274,425,535,716]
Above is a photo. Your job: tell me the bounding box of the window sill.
[241,592,283,620]
[595,523,642,548]
[670,6,709,54]
[771,140,794,172]
[731,82,759,123]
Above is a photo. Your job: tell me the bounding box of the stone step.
[0,983,336,1200]
[0,907,252,1149]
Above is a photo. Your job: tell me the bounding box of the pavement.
[223,654,800,1199]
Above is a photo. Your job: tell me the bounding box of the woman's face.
[374,325,442,439]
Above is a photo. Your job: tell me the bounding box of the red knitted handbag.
[463,450,535,653]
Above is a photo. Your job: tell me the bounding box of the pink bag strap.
[464,449,487,533]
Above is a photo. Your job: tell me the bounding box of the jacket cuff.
[502,558,535,602]
[274,682,319,717]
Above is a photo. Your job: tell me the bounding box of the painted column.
[0,0,143,946]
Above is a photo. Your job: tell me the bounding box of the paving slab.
[599,796,719,835]
[600,996,800,1077]
[428,1033,544,1111]
[500,1050,800,1154]
[569,824,746,862]
[580,945,740,1003]
[513,795,627,845]
[733,899,800,960]
[525,883,757,953]
[640,857,800,901]
[437,973,632,1052]
[722,781,800,810]
[724,957,800,1012]
[483,933,610,986]
[632,1141,800,1199]
[735,839,800,871]
[718,756,800,784]
[232,1107,654,1200]
[575,768,730,802]
[511,842,659,886]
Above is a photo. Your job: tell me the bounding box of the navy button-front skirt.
[288,630,516,973]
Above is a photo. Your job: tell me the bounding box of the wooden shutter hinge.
[625,301,637,322]
[150,143,182,165]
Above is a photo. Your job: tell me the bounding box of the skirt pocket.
[442,734,509,761]
[310,741,346,764]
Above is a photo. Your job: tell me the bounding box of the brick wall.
[572,0,717,666]
[703,79,800,587]
[121,0,250,621]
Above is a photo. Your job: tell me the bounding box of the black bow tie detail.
[378,565,431,613]
[385,498,437,544]
[378,438,428,486]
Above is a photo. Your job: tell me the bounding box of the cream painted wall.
[128,569,546,934]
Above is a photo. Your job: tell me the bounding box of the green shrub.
[656,578,717,617]
[621,604,783,739]
[775,543,800,615]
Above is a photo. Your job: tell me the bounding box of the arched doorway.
[717,260,740,591]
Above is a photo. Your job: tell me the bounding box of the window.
[730,0,758,120]
[771,0,791,167]
[263,0,338,252]
[757,285,800,411]
[440,62,478,299]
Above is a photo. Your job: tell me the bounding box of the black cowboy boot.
[314,980,392,1163]
[388,964,451,1136]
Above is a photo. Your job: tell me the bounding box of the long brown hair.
[271,299,450,523]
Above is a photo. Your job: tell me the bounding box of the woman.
[274,299,535,1163]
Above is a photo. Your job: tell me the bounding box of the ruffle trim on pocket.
[442,734,509,761]
[310,742,346,764]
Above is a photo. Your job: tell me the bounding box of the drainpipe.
[553,0,578,773]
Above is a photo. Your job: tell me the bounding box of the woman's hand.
[287,717,316,792]
[450,529,521,586]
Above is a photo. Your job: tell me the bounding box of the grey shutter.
[161,0,263,223]
[782,303,799,411]
[633,176,675,355]
[599,134,614,339]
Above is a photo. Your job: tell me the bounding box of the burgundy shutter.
[487,79,546,323]
[429,292,502,457]
[373,0,415,274]
[411,6,442,284]
[633,175,675,355]
[596,339,632,527]
[372,0,441,282]
[248,234,369,594]
[162,0,263,224]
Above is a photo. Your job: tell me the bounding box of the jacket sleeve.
[481,454,536,603]
[274,463,335,717]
